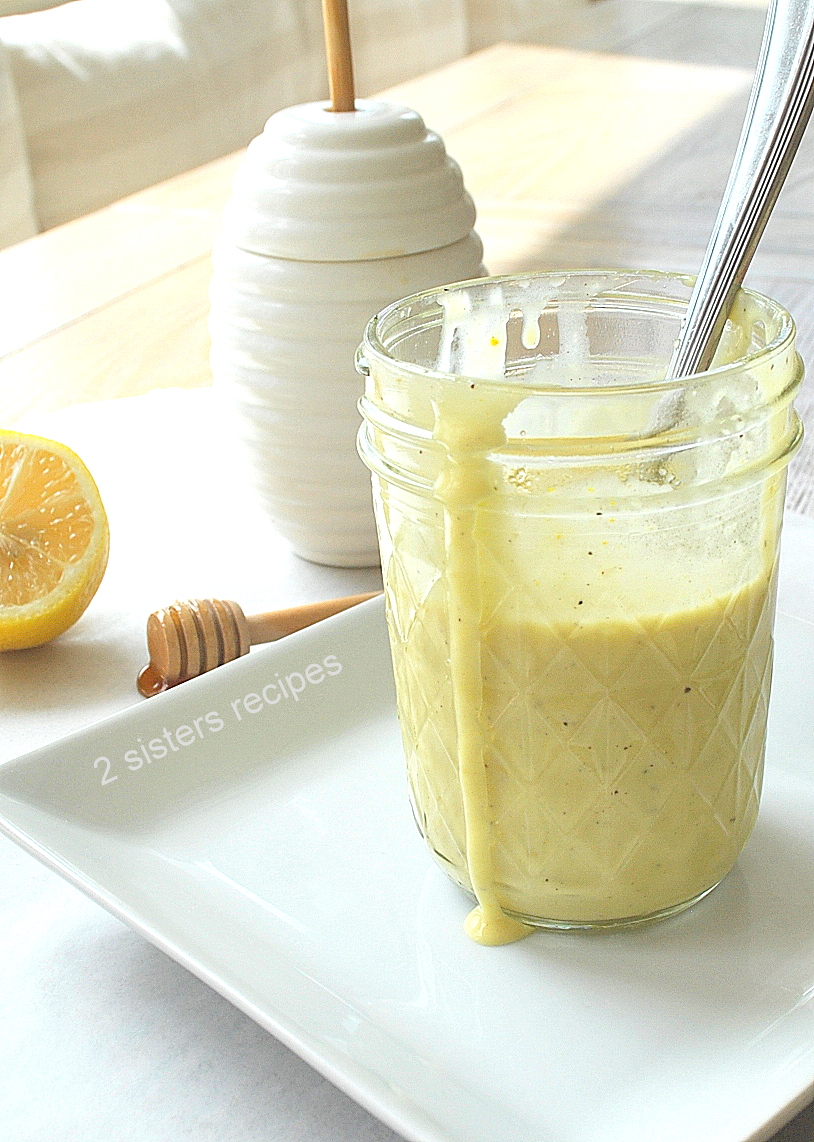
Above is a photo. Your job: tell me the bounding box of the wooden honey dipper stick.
[137,592,380,697]
[322,0,355,112]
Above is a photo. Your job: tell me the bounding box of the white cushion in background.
[1,0,327,231]
[0,0,468,235]
[350,0,468,97]
[0,1,66,14]
[463,0,586,52]
[0,38,35,246]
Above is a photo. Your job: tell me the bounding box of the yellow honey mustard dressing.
[366,280,796,946]
[409,378,776,944]
[432,382,535,945]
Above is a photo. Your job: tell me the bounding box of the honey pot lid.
[219,100,477,262]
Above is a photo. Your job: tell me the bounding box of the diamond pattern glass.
[359,271,802,931]
[382,495,780,926]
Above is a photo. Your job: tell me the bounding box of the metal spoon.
[666,0,814,380]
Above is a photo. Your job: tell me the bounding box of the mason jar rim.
[360,268,797,397]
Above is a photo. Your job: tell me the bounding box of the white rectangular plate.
[2,594,814,1142]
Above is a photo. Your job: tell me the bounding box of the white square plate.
[1,591,814,1142]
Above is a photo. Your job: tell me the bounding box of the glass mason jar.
[356,270,803,945]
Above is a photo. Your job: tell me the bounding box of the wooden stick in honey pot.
[322,0,356,112]
[137,593,380,697]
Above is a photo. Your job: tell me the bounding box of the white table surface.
[1,388,396,1142]
[1,387,812,1142]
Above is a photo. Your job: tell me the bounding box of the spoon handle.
[666,0,814,379]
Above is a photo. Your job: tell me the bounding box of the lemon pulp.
[0,430,109,650]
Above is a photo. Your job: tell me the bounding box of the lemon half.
[0,430,110,650]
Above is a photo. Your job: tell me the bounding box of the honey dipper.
[137,592,380,697]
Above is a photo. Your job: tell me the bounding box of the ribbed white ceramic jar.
[209,99,485,567]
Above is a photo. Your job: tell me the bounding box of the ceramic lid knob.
[220,99,477,262]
